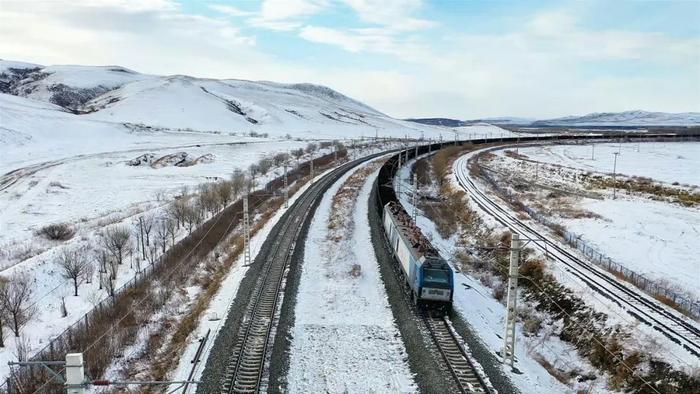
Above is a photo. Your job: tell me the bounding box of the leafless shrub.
[38,223,75,241]
[0,273,36,337]
[349,264,362,277]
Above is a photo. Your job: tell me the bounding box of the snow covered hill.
[0,59,448,140]
[531,110,700,127]
[406,111,699,128]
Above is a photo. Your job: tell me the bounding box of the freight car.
[383,201,453,312]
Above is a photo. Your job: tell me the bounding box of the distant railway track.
[424,315,489,393]
[219,151,388,394]
[453,151,700,359]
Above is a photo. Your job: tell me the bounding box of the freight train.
[383,201,453,312]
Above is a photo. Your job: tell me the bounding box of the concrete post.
[65,353,85,394]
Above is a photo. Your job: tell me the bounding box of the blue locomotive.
[383,201,453,312]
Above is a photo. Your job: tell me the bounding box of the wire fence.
[472,139,700,318]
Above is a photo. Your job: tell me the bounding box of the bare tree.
[141,213,155,247]
[58,248,89,296]
[101,226,131,265]
[231,170,246,198]
[273,152,291,166]
[245,177,257,194]
[183,204,201,234]
[0,274,35,337]
[104,274,117,298]
[165,217,177,246]
[216,181,233,208]
[0,281,6,347]
[258,158,272,175]
[154,218,171,254]
[198,184,219,216]
[291,148,304,160]
[305,142,317,154]
[94,248,109,290]
[249,163,261,180]
[168,197,190,229]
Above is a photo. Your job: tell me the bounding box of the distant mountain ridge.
[531,110,700,127]
[406,111,699,127]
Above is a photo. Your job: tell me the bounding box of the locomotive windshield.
[424,268,450,287]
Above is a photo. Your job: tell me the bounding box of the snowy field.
[1,140,306,246]
[494,142,700,298]
[287,157,415,393]
[519,141,700,186]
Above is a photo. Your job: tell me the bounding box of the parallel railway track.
[453,151,700,359]
[423,315,489,393]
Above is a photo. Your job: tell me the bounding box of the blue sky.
[1,0,699,118]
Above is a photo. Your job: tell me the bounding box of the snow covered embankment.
[287,158,416,393]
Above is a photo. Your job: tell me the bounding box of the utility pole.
[415,143,419,159]
[412,173,418,222]
[503,233,521,369]
[334,145,338,163]
[591,143,595,160]
[454,130,458,145]
[243,193,251,266]
[397,152,402,196]
[535,162,539,182]
[612,152,620,199]
[284,163,289,209]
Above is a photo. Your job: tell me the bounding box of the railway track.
[423,314,489,393]
[380,147,492,394]
[219,151,387,394]
[453,151,700,359]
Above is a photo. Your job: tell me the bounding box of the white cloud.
[342,0,437,31]
[208,4,254,18]
[299,25,429,62]
[248,0,327,31]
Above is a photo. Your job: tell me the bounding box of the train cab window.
[424,268,449,284]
